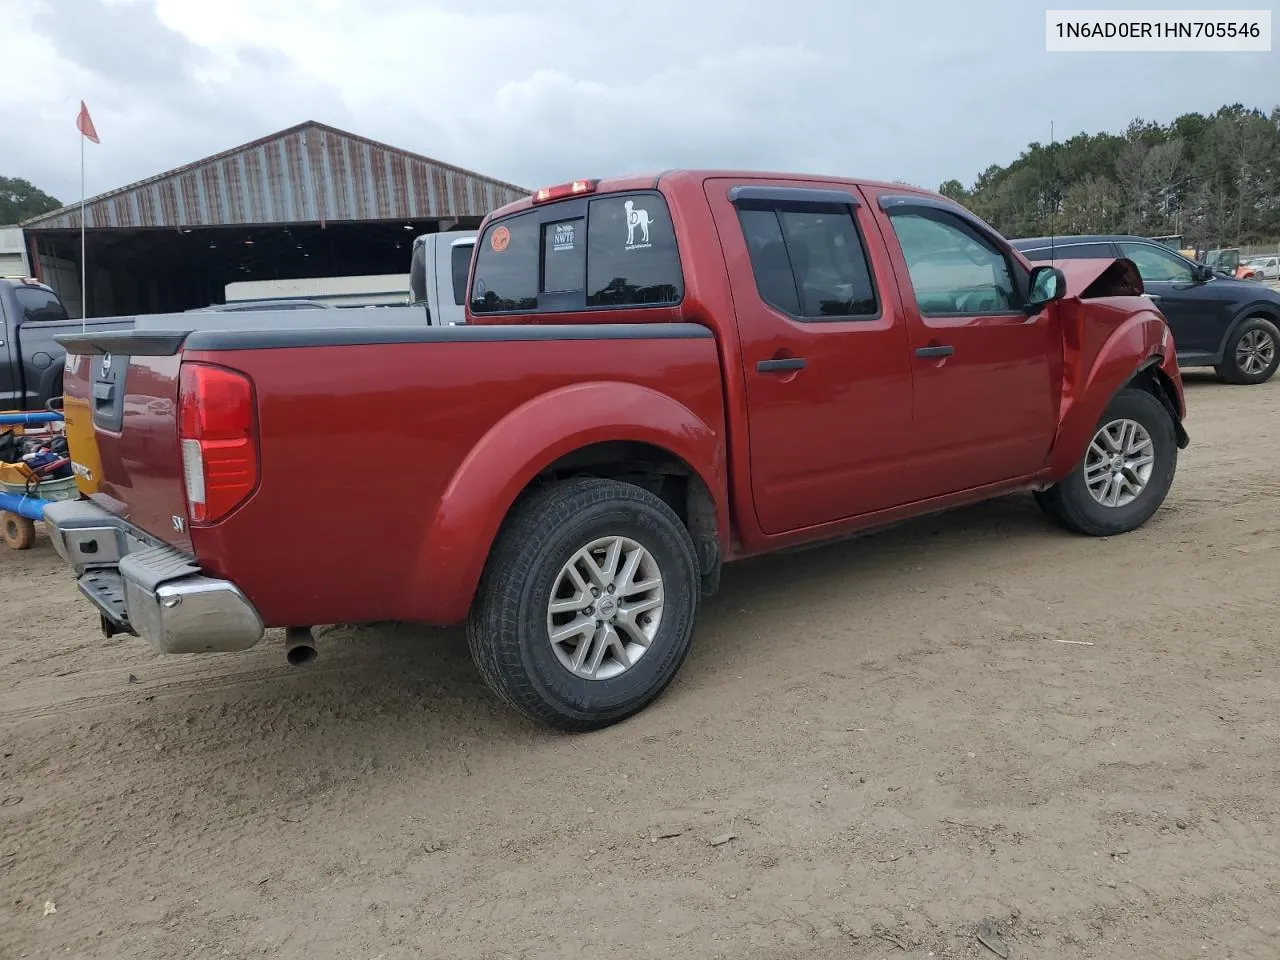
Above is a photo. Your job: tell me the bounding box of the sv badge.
[171,515,185,533]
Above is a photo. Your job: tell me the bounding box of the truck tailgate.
[63,337,194,552]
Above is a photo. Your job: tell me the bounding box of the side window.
[471,215,539,313]
[737,203,878,320]
[585,194,682,307]
[13,287,69,323]
[1117,242,1194,283]
[889,212,1018,315]
[738,208,800,315]
[1021,242,1115,261]
[449,243,473,307]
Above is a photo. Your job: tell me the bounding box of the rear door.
[870,191,1058,500]
[704,178,915,534]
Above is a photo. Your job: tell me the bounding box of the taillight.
[531,179,598,204]
[178,363,257,524]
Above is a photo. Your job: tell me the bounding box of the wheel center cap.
[596,597,618,619]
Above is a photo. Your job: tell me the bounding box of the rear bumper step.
[44,500,264,655]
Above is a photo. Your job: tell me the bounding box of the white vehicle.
[223,274,414,308]
[409,229,477,325]
[1245,256,1280,282]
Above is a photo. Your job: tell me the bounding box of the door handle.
[915,344,954,359]
[757,357,807,373]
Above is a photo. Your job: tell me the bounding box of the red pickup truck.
[48,170,1188,730]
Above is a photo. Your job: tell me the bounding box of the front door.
[870,196,1059,502]
[1116,240,1233,357]
[705,178,916,535]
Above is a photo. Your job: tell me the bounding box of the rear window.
[470,191,683,314]
[14,286,68,323]
[450,242,473,307]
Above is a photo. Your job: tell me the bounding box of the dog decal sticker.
[624,200,655,250]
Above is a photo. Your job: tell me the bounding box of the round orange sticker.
[490,225,510,252]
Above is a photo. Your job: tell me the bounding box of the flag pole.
[80,124,86,330]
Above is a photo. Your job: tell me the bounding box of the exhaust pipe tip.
[285,627,317,666]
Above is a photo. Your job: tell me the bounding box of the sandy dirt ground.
[3,373,1279,960]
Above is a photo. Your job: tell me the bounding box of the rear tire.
[1214,316,1280,385]
[467,477,701,731]
[1035,388,1177,537]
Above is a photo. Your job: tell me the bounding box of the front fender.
[408,381,727,624]
[1043,298,1171,479]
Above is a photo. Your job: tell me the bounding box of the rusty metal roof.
[23,121,529,231]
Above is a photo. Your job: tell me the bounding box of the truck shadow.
[25,484,1183,819]
[207,488,1071,734]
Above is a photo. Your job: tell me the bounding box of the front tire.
[1215,316,1280,385]
[1035,388,1177,537]
[467,477,701,731]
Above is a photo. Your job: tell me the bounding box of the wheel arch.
[409,381,728,623]
[1045,307,1172,479]
[1215,301,1280,362]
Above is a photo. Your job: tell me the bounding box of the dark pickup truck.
[48,170,1190,731]
[0,277,133,411]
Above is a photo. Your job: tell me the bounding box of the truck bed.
[57,320,724,627]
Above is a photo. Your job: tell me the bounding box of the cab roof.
[483,169,942,223]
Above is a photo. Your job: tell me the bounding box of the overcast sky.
[3,0,1275,207]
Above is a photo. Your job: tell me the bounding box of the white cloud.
[0,0,1273,209]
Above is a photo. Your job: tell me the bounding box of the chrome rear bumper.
[44,500,264,654]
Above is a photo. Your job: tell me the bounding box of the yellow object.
[0,460,36,486]
[62,392,103,496]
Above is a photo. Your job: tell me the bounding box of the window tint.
[543,218,585,294]
[737,204,877,319]
[1020,242,1115,261]
[586,194,682,307]
[449,243,473,307]
[468,193,682,313]
[738,208,800,315]
[471,216,539,313]
[14,286,68,323]
[778,208,877,316]
[890,213,1017,315]
[1117,242,1194,283]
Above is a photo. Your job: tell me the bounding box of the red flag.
[76,101,99,144]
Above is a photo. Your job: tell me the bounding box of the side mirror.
[1193,263,1215,282]
[1028,265,1067,309]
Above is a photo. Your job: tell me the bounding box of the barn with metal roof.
[21,121,528,316]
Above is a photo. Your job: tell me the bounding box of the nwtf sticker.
[552,222,576,252]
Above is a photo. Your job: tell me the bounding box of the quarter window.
[889,212,1018,315]
[1116,242,1195,283]
[737,204,878,320]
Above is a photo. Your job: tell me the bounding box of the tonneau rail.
[59,322,714,355]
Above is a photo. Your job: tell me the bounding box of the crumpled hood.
[1053,257,1145,300]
